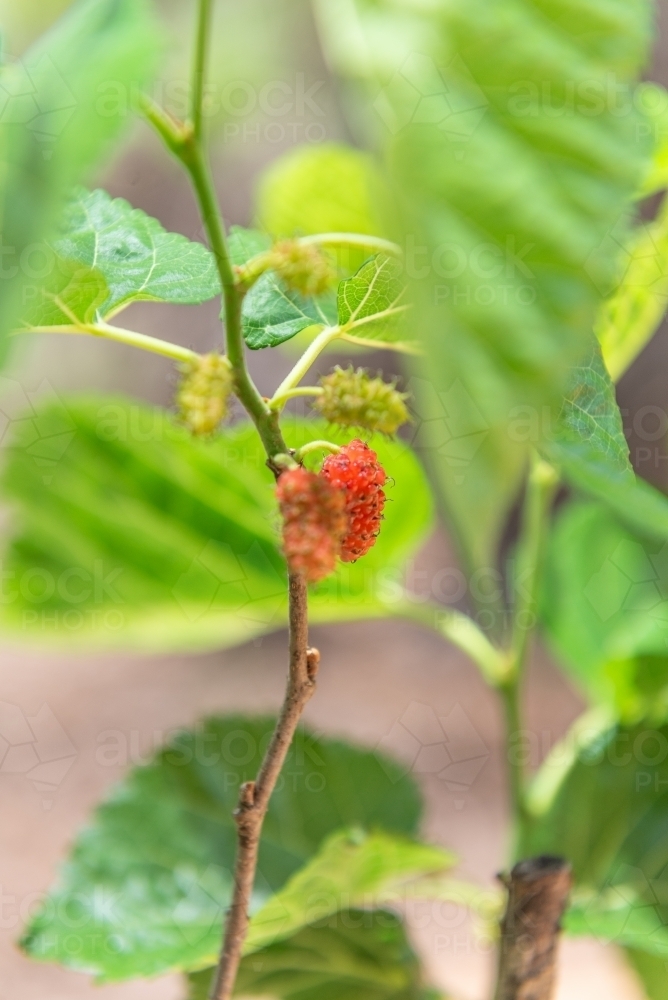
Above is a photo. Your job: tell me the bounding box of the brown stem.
[494,856,572,1000]
[209,573,318,1000]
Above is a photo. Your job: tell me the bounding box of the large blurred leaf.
[540,499,668,717]
[0,397,433,651]
[32,187,220,324]
[246,828,455,954]
[0,0,160,349]
[187,911,429,1000]
[319,0,653,575]
[525,720,668,964]
[625,948,668,999]
[21,716,423,980]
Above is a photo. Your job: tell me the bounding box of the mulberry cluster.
[269,239,335,297]
[321,440,388,562]
[177,353,232,436]
[315,366,410,436]
[277,441,388,579]
[276,467,347,583]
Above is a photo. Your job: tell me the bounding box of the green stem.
[269,386,323,410]
[501,454,559,858]
[191,0,214,139]
[294,439,341,461]
[299,232,402,257]
[398,600,508,688]
[270,326,341,407]
[171,117,286,461]
[17,323,199,364]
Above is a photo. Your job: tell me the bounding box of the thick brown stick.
[494,856,572,1000]
[210,573,318,1000]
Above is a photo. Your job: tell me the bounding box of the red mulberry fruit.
[276,467,347,582]
[320,440,388,562]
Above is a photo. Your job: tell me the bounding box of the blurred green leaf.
[241,271,337,349]
[596,197,668,382]
[540,500,668,716]
[21,716,423,980]
[0,0,161,351]
[44,187,219,321]
[187,911,429,1000]
[364,0,651,574]
[565,891,668,960]
[636,83,668,199]
[625,948,668,999]
[0,397,433,651]
[227,225,272,267]
[22,256,109,327]
[526,720,668,965]
[246,828,455,955]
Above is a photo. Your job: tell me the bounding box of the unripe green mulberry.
[314,366,410,436]
[269,239,335,297]
[177,353,233,436]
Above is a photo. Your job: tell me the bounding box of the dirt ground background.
[2,0,668,996]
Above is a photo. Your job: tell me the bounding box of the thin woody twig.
[209,573,318,1000]
[494,855,572,1000]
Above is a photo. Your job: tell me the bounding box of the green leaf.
[540,500,668,716]
[0,0,161,351]
[241,271,337,349]
[227,225,272,267]
[0,397,433,651]
[544,339,633,487]
[188,911,429,1000]
[246,828,455,955]
[565,891,668,960]
[23,257,109,328]
[50,188,220,319]
[526,720,668,965]
[636,83,668,198]
[625,948,668,999]
[345,0,652,574]
[338,255,410,345]
[21,716,423,980]
[596,198,668,382]
[539,339,668,556]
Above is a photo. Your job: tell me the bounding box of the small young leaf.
[188,911,427,1000]
[241,270,337,349]
[21,716,422,980]
[337,254,409,344]
[52,187,221,319]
